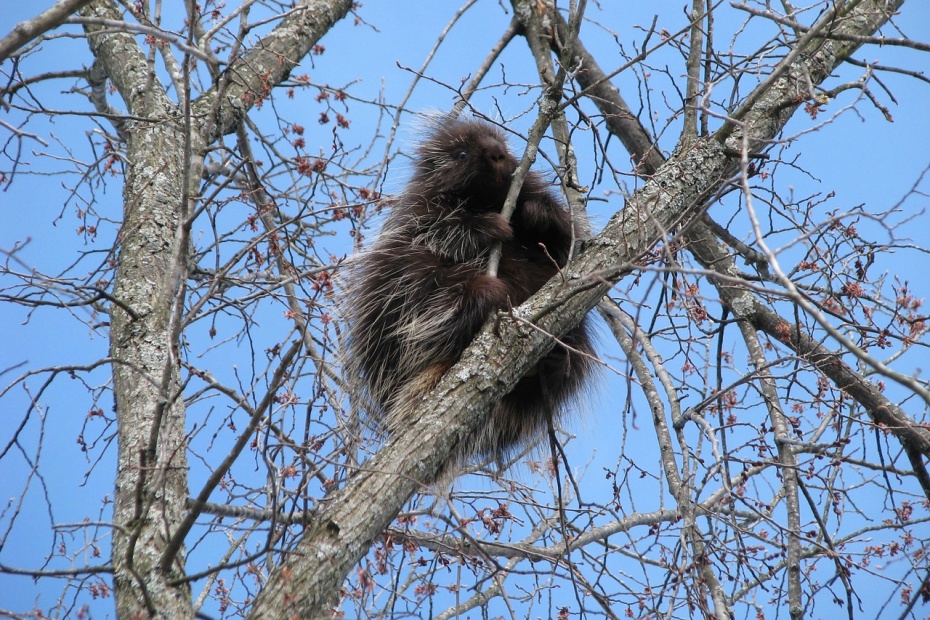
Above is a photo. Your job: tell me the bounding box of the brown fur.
[343,116,595,474]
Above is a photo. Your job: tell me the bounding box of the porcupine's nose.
[489,150,511,184]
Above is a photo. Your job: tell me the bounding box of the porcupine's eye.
[456,151,468,161]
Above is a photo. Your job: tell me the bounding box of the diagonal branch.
[195,0,354,140]
[0,0,95,62]
[553,0,929,482]
[247,1,908,617]
[686,224,930,498]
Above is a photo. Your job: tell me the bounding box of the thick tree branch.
[553,0,929,485]
[248,2,905,617]
[195,0,354,139]
[686,222,930,498]
[80,0,170,116]
[77,1,355,617]
[0,0,95,62]
[734,2,930,53]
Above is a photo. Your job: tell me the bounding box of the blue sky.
[3,1,930,618]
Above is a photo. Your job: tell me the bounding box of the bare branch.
[248,2,907,616]
[0,0,95,62]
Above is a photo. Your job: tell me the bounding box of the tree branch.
[248,2,906,616]
[687,221,930,499]
[554,0,929,487]
[0,0,95,62]
[196,0,354,140]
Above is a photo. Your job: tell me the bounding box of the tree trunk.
[108,116,196,618]
[79,0,355,615]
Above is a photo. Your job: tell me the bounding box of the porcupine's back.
[343,116,595,473]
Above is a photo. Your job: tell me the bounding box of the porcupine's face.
[416,120,518,209]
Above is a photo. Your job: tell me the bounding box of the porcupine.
[344,115,595,475]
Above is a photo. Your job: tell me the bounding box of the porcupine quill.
[343,115,595,478]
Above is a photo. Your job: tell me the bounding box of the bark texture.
[79,0,354,617]
[248,1,907,616]
[82,1,196,616]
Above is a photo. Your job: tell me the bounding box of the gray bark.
[0,0,95,62]
[73,0,912,616]
[79,0,353,617]
[248,1,907,616]
[82,1,196,616]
